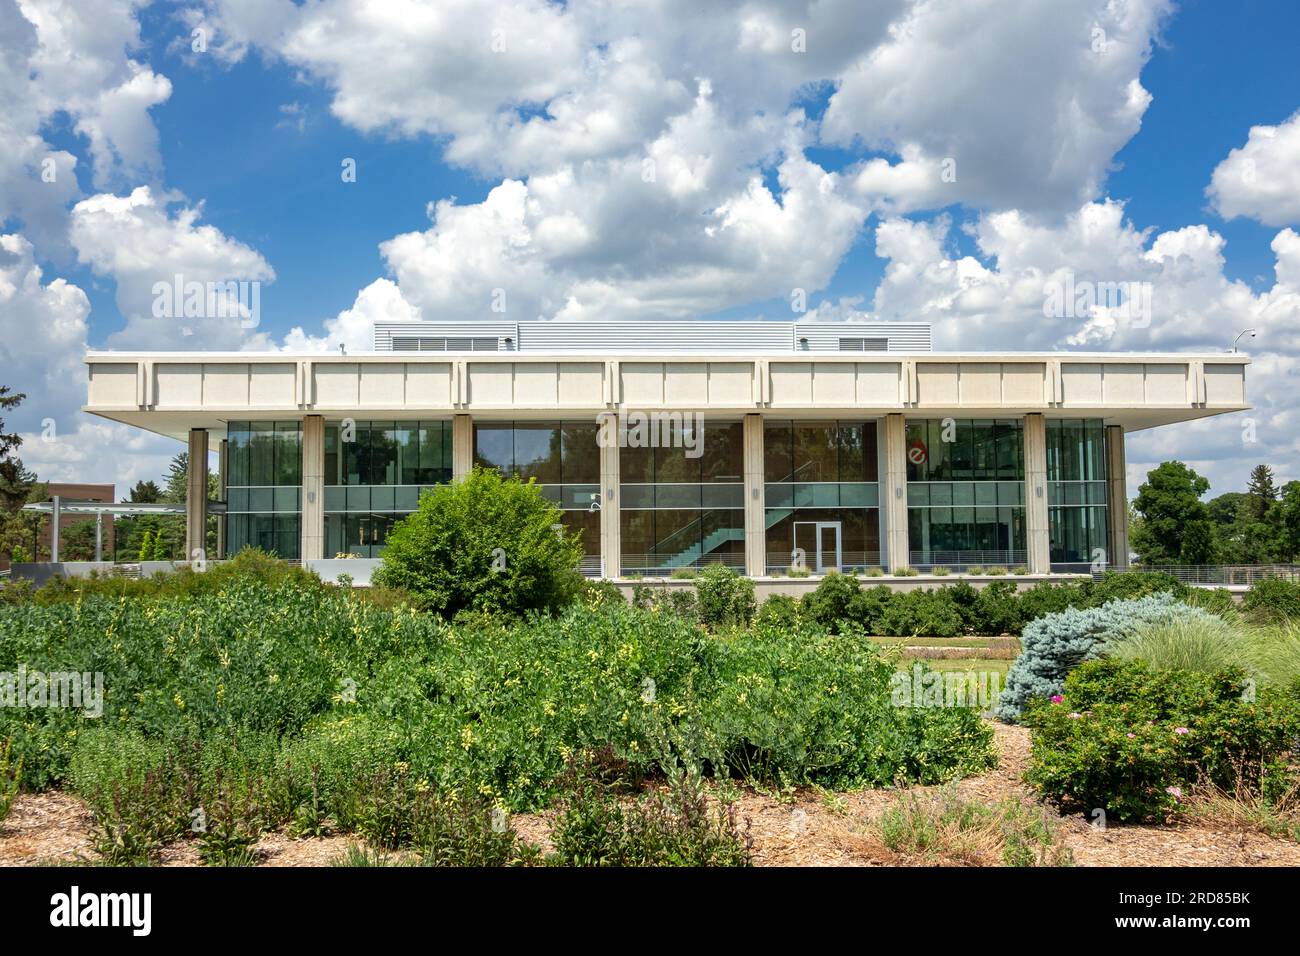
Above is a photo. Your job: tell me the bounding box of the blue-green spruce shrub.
[995,593,1214,722]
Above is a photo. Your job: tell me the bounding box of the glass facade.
[323,420,453,558]
[620,418,744,575]
[906,419,1026,567]
[763,421,881,572]
[474,421,601,572]
[225,421,302,558]
[1046,418,1109,570]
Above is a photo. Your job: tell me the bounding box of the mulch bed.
[4,722,1298,867]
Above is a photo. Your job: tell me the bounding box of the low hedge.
[786,570,1195,638]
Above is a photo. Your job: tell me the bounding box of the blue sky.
[3,0,1299,496]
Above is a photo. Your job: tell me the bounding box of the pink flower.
[1166,786,1183,799]
[1068,712,1082,719]
[1050,695,1064,704]
[1126,733,1136,739]
[1174,727,1190,735]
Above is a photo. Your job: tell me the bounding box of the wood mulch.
[3,722,1298,867]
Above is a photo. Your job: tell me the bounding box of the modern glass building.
[82,319,1250,582]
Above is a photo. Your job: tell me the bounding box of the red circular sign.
[907,440,928,465]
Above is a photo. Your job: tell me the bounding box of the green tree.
[1131,461,1215,565]
[1246,464,1278,521]
[373,466,584,616]
[128,480,163,503]
[0,387,43,565]
[1278,481,1300,561]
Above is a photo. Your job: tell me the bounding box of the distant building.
[40,483,116,562]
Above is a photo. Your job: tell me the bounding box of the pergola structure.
[21,497,225,562]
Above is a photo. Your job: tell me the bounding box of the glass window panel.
[248,487,273,512]
[839,483,877,507]
[655,484,702,509]
[474,424,515,475]
[620,441,653,483]
[560,484,600,510]
[394,485,419,511]
[249,422,274,486]
[369,422,398,485]
[324,425,340,486]
[324,486,346,511]
[514,424,562,484]
[227,423,249,486]
[765,483,794,508]
[905,422,928,482]
[701,484,744,509]
[561,423,600,484]
[907,484,929,506]
[346,486,371,511]
[273,487,298,513]
[620,510,653,566]
[654,441,696,483]
[793,422,836,482]
[620,484,655,509]
[371,486,396,511]
[700,421,743,482]
[764,421,793,482]
[228,487,248,512]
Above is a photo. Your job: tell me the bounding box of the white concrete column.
[301,415,325,562]
[185,429,209,561]
[1106,424,1130,569]
[743,413,766,577]
[882,414,910,573]
[599,411,621,579]
[1024,413,1050,574]
[452,414,474,479]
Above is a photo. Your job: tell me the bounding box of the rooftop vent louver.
[391,336,499,352]
[838,337,889,352]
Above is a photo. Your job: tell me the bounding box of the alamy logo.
[151,273,261,328]
[50,887,151,936]
[1042,272,1152,328]
[596,410,704,458]
[0,666,102,717]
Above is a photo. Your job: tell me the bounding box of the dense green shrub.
[630,580,699,623]
[1023,659,1300,821]
[372,466,584,616]
[694,563,756,629]
[996,593,1214,722]
[846,585,893,635]
[799,571,860,633]
[701,621,995,788]
[1242,578,1300,623]
[1089,570,1189,605]
[1014,581,1090,625]
[878,588,963,637]
[754,594,801,629]
[971,580,1024,635]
